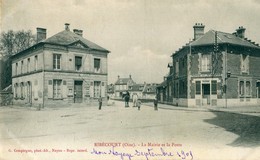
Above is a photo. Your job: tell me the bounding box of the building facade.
[12,23,110,107]
[166,23,260,107]
[114,75,135,98]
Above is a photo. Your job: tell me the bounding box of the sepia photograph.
[0,0,260,159]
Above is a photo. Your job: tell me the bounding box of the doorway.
[27,81,32,105]
[202,84,210,105]
[74,81,83,103]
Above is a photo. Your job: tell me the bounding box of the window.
[211,80,217,95]
[35,55,38,71]
[75,56,82,71]
[94,58,100,72]
[21,60,24,74]
[27,58,30,73]
[16,63,18,75]
[53,80,62,99]
[200,54,211,72]
[94,81,101,98]
[21,82,24,98]
[241,54,249,73]
[53,54,61,70]
[246,81,251,96]
[14,83,18,98]
[175,61,179,75]
[196,81,201,95]
[239,81,244,96]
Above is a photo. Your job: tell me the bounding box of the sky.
[1,0,260,84]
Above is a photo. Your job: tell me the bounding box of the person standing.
[154,96,158,111]
[132,93,138,107]
[137,99,141,110]
[98,96,102,110]
[125,91,130,107]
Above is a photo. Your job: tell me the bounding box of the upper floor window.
[94,58,100,72]
[27,58,30,73]
[200,54,211,72]
[175,61,179,75]
[21,60,24,74]
[53,54,61,70]
[241,54,249,73]
[75,56,82,71]
[15,63,18,75]
[34,55,38,71]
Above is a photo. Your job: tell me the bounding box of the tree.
[0,30,36,90]
[0,30,36,57]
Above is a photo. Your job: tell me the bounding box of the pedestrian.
[98,96,102,110]
[137,99,142,110]
[154,96,158,111]
[125,91,130,107]
[132,93,138,107]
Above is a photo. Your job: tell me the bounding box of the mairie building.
[11,23,110,107]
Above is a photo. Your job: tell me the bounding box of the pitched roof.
[129,84,145,92]
[157,80,167,88]
[143,84,157,93]
[115,78,134,85]
[44,30,109,52]
[190,30,260,48]
[172,29,260,56]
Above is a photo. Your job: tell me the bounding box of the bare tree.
[0,30,36,90]
[0,30,36,57]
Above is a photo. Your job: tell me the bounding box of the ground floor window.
[239,80,251,97]
[53,79,62,99]
[94,81,101,98]
[196,81,201,95]
[211,80,217,95]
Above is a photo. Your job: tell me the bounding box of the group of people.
[97,92,159,111]
[124,91,158,111]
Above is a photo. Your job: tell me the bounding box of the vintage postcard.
[0,0,260,160]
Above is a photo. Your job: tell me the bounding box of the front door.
[74,81,83,103]
[202,84,210,105]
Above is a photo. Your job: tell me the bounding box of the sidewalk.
[142,101,260,115]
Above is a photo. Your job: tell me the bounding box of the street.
[0,101,260,160]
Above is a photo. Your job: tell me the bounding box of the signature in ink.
[91,146,193,160]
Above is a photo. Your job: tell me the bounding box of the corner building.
[12,24,110,107]
[171,23,260,107]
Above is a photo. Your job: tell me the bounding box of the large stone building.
[11,23,110,107]
[161,23,260,107]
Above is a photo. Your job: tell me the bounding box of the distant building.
[160,23,260,107]
[107,83,115,98]
[114,75,135,98]
[11,23,110,107]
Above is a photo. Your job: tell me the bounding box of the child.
[137,100,142,110]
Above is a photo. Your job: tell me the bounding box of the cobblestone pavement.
[0,101,260,160]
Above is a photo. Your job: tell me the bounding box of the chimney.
[129,74,132,79]
[236,26,246,38]
[65,23,70,31]
[118,75,120,79]
[193,23,205,40]
[73,29,83,36]
[36,28,47,43]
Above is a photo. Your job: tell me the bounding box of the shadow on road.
[204,110,260,147]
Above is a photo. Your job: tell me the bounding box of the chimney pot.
[73,29,83,37]
[193,23,205,40]
[36,27,47,43]
[65,23,70,31]
[236,26,246,38]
